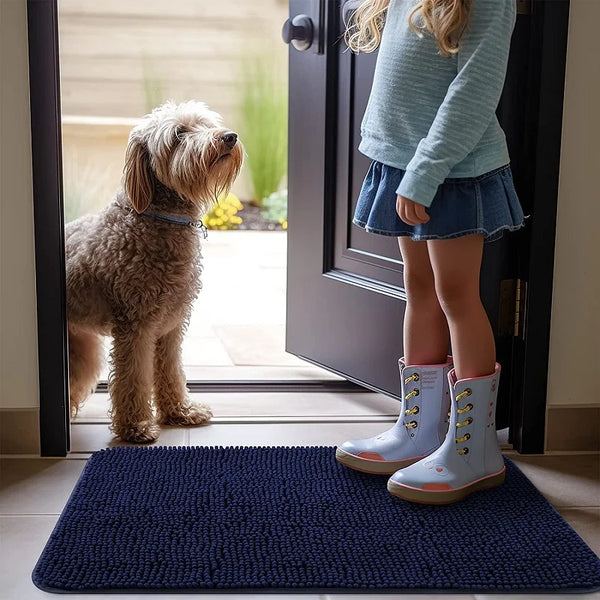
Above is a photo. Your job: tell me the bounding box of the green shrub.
[142,59,166,113]
[261,189,288,230]
[239,51,288,207]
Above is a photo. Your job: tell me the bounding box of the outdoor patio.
[76,229,343,428]
[59,0,299,388]
[93,229,335,380]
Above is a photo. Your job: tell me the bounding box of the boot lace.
[403,373,420,430]
[455,387,473,455]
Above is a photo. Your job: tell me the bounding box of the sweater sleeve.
[396,0,516,207]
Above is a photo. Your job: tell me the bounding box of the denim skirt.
[353,161,526,243]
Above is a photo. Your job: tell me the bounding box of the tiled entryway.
[3,231,599,598]
[2,390,599,600]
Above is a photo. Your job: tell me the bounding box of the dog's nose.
[221,132,238,150]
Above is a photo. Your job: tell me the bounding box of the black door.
[284,0,569,452]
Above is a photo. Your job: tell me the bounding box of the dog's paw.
[70,402,80,420]
[114,420,160,444]
[69,390,91,419]
[158,402,213,427]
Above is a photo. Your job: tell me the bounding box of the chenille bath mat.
[33,446,600,593]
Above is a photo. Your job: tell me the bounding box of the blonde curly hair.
[345,0,473,57]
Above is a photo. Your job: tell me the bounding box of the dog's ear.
[123,137,153,213]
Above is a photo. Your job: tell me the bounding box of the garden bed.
[236,202,285,231]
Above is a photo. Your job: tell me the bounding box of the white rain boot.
[335,356,453,474]
[387,363,505,504]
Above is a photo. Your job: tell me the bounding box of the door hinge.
[516,0,533,15]
[514,278,528,340]
[498,278,528,339]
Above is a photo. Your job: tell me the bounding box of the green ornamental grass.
[239,52,288,207]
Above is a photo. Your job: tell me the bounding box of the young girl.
[335,0,525,504]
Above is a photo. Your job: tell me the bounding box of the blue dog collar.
[142,212,208,239]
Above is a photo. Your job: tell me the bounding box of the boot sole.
[387,467,506,504]
[335,447,424,475]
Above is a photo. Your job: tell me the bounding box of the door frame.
[28,0,569,456]
[27,0,70,457]
[508,0,570,453]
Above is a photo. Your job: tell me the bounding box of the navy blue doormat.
[33,446,600,594]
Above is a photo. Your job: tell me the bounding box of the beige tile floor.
[1,390,599,599]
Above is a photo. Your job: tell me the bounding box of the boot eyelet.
[405,388,420,400]
[405,420,418,430]
[455,388,472,402]
[405,406,420,416]
[404,373,420,384]
[457,403,473,414]
[456,417,473,428]
[457,447,469,455]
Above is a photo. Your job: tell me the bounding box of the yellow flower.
[202,192,244,230]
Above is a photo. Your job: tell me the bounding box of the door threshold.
[94,379,367,394]
[72,414,398,426]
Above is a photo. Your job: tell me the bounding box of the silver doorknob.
[282,15,314,51]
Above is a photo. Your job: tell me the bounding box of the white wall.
[0,0,39,410]
[546,0,600,407]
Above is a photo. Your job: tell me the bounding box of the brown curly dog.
[65,101,243,443]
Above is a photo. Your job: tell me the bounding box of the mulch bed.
[236,202,285,231]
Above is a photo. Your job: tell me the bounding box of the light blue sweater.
[359,0,516,207]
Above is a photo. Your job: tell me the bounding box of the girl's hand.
[396,194,430,225]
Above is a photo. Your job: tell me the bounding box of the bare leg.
[427,235,496,380]
[154,325,212,426]
[109,325,159,443]
[398,237,450,364]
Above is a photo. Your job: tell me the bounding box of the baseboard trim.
[546,405,600,452]
[0,409,40,455]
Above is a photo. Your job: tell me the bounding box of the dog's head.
[123,100,244,214]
